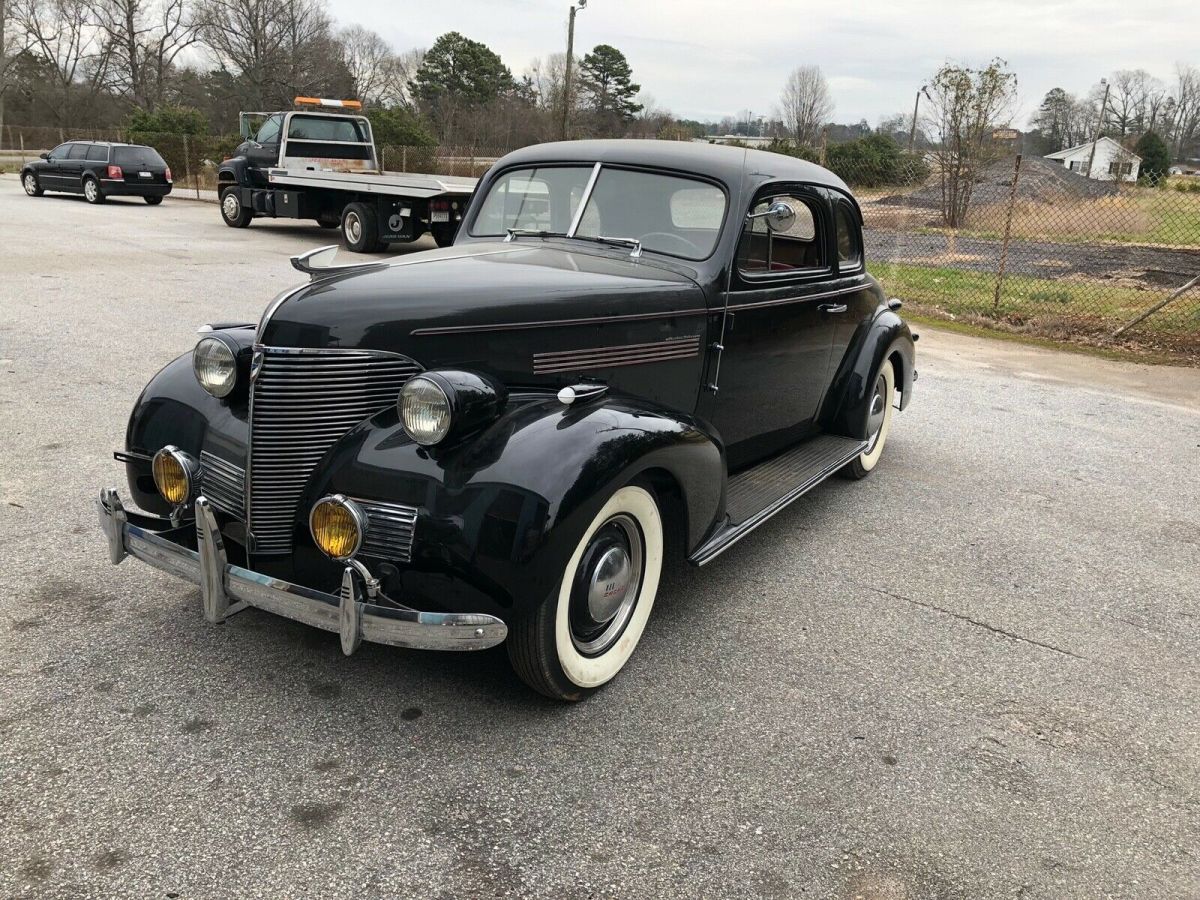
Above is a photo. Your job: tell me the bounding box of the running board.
[689,434,866,566]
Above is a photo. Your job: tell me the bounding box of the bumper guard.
[97,489,507,654]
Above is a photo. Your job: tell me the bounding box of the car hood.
[259,241,706,371]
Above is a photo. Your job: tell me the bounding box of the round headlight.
[193,336,238,398]
[310,495,366,561]
[399,376,452,445]
[152,446,196,506]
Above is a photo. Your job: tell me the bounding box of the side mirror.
[747,200,797,233]
[40,152,50,160]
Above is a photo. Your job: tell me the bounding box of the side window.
[256,115,283,145]
[835,201,862,269]
[48,143,71,160]
[86,145,108,162]
[737,194,824,274]
[68,143,90,160]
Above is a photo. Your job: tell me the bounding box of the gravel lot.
[1,180,1198,899]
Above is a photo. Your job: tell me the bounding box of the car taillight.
[107,165,123,179]
[165,167,172,183]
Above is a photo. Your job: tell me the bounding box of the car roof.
[493,139,852,194]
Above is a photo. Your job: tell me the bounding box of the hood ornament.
[290,245,388,280]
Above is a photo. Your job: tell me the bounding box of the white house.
[1045,136,1141,182]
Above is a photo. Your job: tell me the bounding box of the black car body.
[98,140,916,699]
[21,141,172,204]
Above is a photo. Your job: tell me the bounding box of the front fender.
[311,396,725,618]
[821,307,915,440]
[217,156,258,188]
[123,330,254,514]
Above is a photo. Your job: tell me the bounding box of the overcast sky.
[327,0,1198,126]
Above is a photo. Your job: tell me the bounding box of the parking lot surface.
[1,181,1198,899]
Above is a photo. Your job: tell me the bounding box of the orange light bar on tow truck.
[294,96,363,110]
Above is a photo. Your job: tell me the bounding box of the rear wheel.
[83,177,104,204]
[507,483,664,701]
[144,195,163,205]
[430,223,456,248]
[22,172,43,197]
[341,201,384,253]
[220,186,252,227]
[840,358,895,480]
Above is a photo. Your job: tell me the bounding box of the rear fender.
[821,306,915,440]
[314,395,725,616]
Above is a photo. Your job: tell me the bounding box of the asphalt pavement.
[1,179,1198,899]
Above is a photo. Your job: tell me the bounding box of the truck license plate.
[431,210,449,223]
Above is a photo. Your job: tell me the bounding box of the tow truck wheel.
[430,223,457,248]
[220,186,252,228]
[341,202,383,253]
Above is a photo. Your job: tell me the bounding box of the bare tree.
[924,58,1017,227]
[779,64,832,145]
[337,23,389,104]
[1167,64,1200,160]
[1,0,36,132]
[377,46,422,109]
[12,0,110,123]
[88,0,197,109]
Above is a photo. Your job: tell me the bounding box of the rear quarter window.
[86,145,108,162]
[114,147,166,168]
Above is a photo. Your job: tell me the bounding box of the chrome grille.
[199,450,245,519]
[248,347,422,555]
[355,498,418,562]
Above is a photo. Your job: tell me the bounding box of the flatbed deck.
[266,168,477,200]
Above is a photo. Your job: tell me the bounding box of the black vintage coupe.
[98,140,915,700]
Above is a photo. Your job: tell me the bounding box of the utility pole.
[1085,78,1110,180]
[908,85,929,152]
[560,0,587,140]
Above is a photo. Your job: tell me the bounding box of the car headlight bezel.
[398,370,507,447]
[193,334,239,399]
[152,445,199,507]
[309,494,368,561]
[399,375,453,445]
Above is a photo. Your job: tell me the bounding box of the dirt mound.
[879,155,1120,208]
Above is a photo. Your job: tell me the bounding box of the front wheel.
[840,358,895,480]
[507,484,664,700]
[83,177,105,204]
[22,173,43,197]
[220,186,252,227]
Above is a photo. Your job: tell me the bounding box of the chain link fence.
[4,125,1198,358]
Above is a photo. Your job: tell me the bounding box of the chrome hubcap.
[865,373,887,453]
[85,182,96,200]
[222,194,239,219]
[569,513,643,655]
[345,213,361,244]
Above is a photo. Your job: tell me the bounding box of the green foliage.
[126,105,208,139]
[578,45,642,131]
[1134,131,1171,183]
[365,107,436,147]
[762,139,820,162]
[1167,177,1200,193]
[826,134,929,187]
[414,32,513,109]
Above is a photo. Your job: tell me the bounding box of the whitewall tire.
[508,483,664,700]
[841,358,895,480]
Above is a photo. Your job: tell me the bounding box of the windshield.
[114,146,166,168]
[470,165,727,260]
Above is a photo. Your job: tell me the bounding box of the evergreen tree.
[1134,130,1171,183]
[578,45,641,135]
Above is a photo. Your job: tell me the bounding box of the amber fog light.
[310,495,366,561]
[152,446,197,506]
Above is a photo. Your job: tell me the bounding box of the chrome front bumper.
[97,488,508,654]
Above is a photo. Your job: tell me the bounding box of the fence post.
[402,146,407,172]
[19,131,25,166]
[992,153,1023,312]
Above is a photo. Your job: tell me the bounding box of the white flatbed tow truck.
[216,97,477,252]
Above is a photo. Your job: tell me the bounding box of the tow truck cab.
[217,97,475,252]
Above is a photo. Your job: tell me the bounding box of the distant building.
[1044,136,1141,182]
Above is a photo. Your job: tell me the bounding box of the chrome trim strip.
[410,307,711,336]
[532,335,701,374]
[726,283,864,313]
[97,489,507,652]
[567,162,603,237]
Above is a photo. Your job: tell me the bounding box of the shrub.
[826,134,928,187]
[126,105,208,140]
[1134,130,1170,183]
[365,107,436,148]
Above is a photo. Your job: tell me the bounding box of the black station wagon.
[21,141,172,204]
[98,140,916,700]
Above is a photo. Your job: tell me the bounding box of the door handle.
[819,303,848,314]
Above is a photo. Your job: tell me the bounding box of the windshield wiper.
[503,228,642,258]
